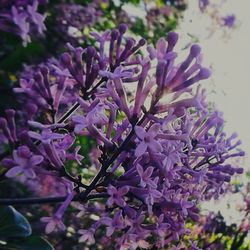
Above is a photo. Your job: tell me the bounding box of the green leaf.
[121,0,140,5]
[0,41,45,72]
[1,236,54,250]
[0,206,31,238]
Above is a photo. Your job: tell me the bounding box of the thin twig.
[78,113,148,201]
[57,101,80,124]
[0,193,108,206]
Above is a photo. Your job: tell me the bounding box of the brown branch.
[0,193,108,206]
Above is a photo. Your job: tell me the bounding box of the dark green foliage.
[0,206,31,238]
[0,206,54,250]
[1,236,54,250]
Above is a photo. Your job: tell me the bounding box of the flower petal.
[30,155,44,166]
[6,166,23,177]
[144,166,154,178]
[107,197,114,207]
[136,164,144,176]
[58,220,66,231]
[107,185,117,195]
[156,38,167,59]
[106,226,115,237]
[135,142,147,157]
[148,123,161,138]
[13,151,26,166]
[119,186,129,195]
[28,131,42,140]
[134,126,146,140]
[72,115,85,123]
[74,124,86,134]
[41,217,51,223]
[24,169,36,179]
[115,198,126,207]
[149,140,163,153]
[45,220,56,234]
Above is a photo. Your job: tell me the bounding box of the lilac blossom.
[197,0,237,32]
[222,14,236,28]
[78,228,95,244]
[0,109,18,145]
[72,102,108,134]
[155,214,170,247]
[41,191,75,233]
[136,164,157,188]
[1,24,245,249]
[102,210,124,237]
[107,185,129,207]
[5,145,43,178]
[199,0,209,12]
[0,0,46,44]
[53,3,102,46]
[134,123,163,157]
[28,129,64,144]
[41,214,66,234]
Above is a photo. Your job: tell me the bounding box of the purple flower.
[1,25,245,249]
[11,6,30,43]
[78,228,95,244]
[72,116,89,134]
[135,124,163,157]
[5,146,43,179]
[90,30,110,43]
[107,185,129,207]
[180,193,194,216]
[147,31,178,60]
[189,240,202,250]
[126,236,150,250]
[28,129,64,144]
[102,210,124,236]
[41,215,66,234]
[155,214,170,246]
[72,103,108,134]
[125,213,146,233]
[28,126,66,169]
[0,113,17,144]
[0,0,46,44]
[100,66,133,80]
[222,14,236,28]
[145,187,162,214]
[66,146,84,165]
[199,0,209,12]
[90,30,110,57]
[53,2,102,46]
[27,1,46,34]
[136,164,157,188]
[41,191,75,234]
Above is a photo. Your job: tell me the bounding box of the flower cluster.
[51,2,103,46]
[0,24,244,249]
[0,0,47,44]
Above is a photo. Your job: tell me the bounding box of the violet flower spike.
[134,123,163,157]
[107,185,129,207]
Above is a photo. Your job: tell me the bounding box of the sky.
[178,0,250,169]
[177,0,250,225]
